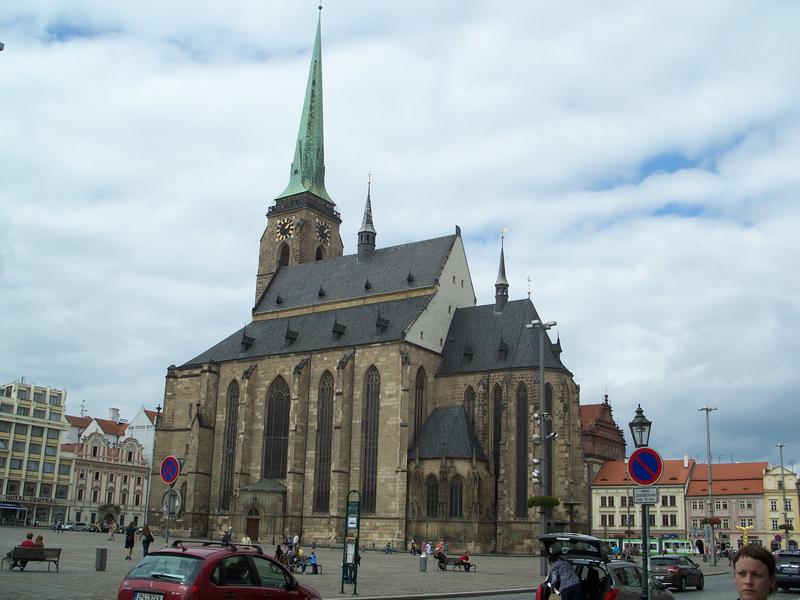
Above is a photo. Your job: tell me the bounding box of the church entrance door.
[246,508,260,542]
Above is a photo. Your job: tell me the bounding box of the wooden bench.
[1,547,62,572]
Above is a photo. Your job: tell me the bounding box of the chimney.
[109,407,121,422]
[683,454,689,468]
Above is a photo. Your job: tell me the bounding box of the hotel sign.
[3,495,56,504]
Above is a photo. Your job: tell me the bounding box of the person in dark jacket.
[546,555,582,600]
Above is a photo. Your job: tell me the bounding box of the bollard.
[420,554,427,572]
[95,547,108,571]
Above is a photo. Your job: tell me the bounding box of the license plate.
[134,593,164,600]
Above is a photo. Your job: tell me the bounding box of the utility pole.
[699,407,718,566]
[776,443,790,550]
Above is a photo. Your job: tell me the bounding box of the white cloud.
[1,1,798,465]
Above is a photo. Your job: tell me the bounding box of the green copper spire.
[275,10,333,204]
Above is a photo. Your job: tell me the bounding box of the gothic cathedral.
[148,12,587,553]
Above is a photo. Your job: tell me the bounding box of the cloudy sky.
[2,1,798,467]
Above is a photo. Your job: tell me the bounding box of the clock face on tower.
[315,218,331,245]
[275,217,296,241]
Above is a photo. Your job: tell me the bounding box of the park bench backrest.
[12,547,61,560]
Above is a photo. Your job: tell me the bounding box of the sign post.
[160,455,181,546]
[628,446,664,600]
[340,490,361,595]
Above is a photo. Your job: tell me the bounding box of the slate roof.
[254,234,457,314]
[408,405,488,462]
[182,295,433,367]
[436,299,571,376]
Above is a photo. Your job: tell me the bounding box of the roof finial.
[358,174,377,261]
[603,387,609,404]
[495,227,509,312]
[527,275,531,299]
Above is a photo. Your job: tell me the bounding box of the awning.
[0,502,26,510]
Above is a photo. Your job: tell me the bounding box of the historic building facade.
[580,395,626,532]
[0,381,73,525]
[147,13,587,553]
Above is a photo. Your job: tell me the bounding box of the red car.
[117,539,321,600]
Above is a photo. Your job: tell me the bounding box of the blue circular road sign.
[160,455,181,485]
[628,447,663,486]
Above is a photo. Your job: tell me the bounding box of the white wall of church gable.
[406,236,475,353]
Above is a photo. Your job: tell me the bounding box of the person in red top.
[456,551,472,572]
[10,532,35,570]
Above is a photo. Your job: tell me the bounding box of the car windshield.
[127,553,203,584]
[650,558,679,566]
[778,554,800,565]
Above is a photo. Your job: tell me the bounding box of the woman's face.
[734,556,775,600]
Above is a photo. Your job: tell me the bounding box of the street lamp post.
[629,405,652,600]
[526,318,557,577]
[776,443,790,550]
[699,407,717,566]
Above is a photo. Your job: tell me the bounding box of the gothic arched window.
[220,380,239,510]
[414,367,427,439]
[315,245,324,261]
[464,385,476,427]
[361,366,380,514]
[492,384,503,476]
[515,383,529,517]
[425,474,439,518]
[313,371,334,513]
[449,476,464,518]
[263,376,290,479]
[278,244,290,267]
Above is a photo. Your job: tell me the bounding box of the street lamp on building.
[629,405,653,600]
[526,318,557,577]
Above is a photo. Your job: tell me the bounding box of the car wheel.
[696,575,704,590]
[677,576,686,592]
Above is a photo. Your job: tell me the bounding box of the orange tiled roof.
[144,409,159,424]
[66,415,92,429]
[593,458,695,486]
[94,417,128,436]
[580,404,605,429]
[686,462,767,497]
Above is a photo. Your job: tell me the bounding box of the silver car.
[536,533,674,600]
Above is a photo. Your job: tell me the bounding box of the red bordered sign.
[160,455,181,486]
[627,447,663,486]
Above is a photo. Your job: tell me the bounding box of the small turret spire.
[358,174,377,261]
[275,8,332,203]
[495,227,509,312]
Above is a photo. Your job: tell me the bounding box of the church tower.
[255,10,344,303]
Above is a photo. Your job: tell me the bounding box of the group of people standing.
[408,539,471,572]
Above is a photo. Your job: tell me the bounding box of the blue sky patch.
[45,21,118,42]
[652,202,706,218]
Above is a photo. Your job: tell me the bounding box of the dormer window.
[91,446,99,458]
[127,450,133,462]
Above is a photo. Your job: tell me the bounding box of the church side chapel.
[147,11,587,552]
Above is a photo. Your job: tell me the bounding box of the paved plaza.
[0,526,733,600]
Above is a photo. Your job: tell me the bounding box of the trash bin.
[420,555,427,572]
[95,547,108,571]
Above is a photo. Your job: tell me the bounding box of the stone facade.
[146,15,588,554]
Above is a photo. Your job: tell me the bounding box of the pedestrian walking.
[108,519,117,541]
[140,524,155,556]
[124,521,137,560]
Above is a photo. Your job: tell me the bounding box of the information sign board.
[633,486,659,504]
